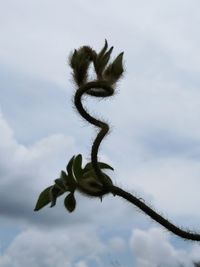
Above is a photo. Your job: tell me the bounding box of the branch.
[72,41,200,241]
[34,40,200,242]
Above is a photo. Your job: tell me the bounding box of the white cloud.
[1,0,200,87]
[0,226,105,267]
[130,227,194,267]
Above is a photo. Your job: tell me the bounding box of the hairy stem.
[111,185,200,241]
[74,80,200,241]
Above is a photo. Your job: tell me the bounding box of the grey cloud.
[0,65,77,145]
[122,155,200,218]
[140,130,200,158]
[1,0,200,265]
[0,110,78,226]
[130,227,194,267]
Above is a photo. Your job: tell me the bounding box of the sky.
[1,0,200,266]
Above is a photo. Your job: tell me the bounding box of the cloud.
[130,227,194,267]
[1,1,200,265]
[1,0,200,87]
[0,226,105,267]
[105,76,200,223]
[190,244,200,264]
[0,109,77,226]
[121,156,200,219]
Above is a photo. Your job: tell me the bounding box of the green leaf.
[72,154,83,180]
[66,155,75,176]
[94,40,112,77]
[66,174,77,191]
[104,52,124,83]
[34,186,53,211]
[69,46,93,85]
[54,178,65,191]
[84,162,114,172]
[97,47,113,75]
[98,39,108,59]
[64,193,76,212]
[111,52,124,76]
[49,185,63,208]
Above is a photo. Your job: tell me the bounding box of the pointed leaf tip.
[67,155,75,176]
[103,51,124,84]
[34,186,53,211]
[100,40,108,56]
[72,154,83,180]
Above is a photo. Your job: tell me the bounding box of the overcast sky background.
[1,1,200,266]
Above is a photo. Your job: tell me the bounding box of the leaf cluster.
[34,155,114,213]
[93,40,124,84]
[69,40,124,86]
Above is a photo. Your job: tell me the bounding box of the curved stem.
[74,80,200,241]
[74,81,113,187]
[111,185,200,241]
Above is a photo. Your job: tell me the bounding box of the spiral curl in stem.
[74,80,114,190]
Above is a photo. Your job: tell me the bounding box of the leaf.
[96,47,113,75]
[72,154,83,180]
[98,39,108,59]
[66,155,75,176]
[69,46,93,85]
[54,178,65,191]
[64,193,76,212]
[104,52,124,83]
[34,186,53,211]
[111,52,124,76]
[49,185,63,208]
[66,175,77,191]
[84,162,114,172]
[102,47,113,64]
